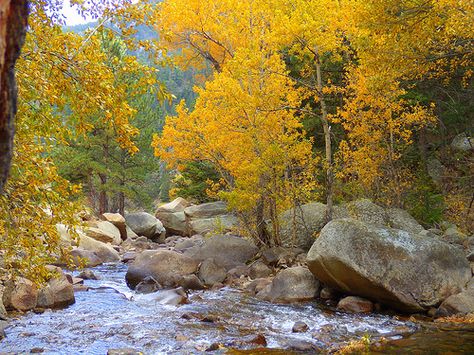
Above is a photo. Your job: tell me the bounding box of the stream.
[1,263,474,354]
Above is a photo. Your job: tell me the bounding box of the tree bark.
[0,0,28,193]
[98,173,108,214]
[314,47,334,222]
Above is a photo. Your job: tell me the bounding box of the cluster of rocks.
[2,196,473,341]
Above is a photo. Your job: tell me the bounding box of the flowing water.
[1,264,473,354]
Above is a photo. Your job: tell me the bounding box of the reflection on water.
[0,264,472,354]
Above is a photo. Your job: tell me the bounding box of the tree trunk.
[314,47,334,222]
[98,173,108,214]
[0,0,28,192]
[255,196,270,247]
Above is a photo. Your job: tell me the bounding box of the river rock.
[185,234,258,270]
[156,198,191,236]
[337,296,374,313]
[78,269,99,280]
[178,274,205,290]
[198,259,227,287]
[187,215,238,236]
[307,218,471,312]
[3,277,38,311]
[70,248,103,267]
[184,201,228,219]
[85,221,122,245]
[292,321,309,333]
[78,235,121,263]
[249,261,272,279]
[278,202,327,250]
[0,286,7,320]
[257,266,319,303]
[37,267,75,309]
[101,213,127,240]
[125,212,166,242]
[125,250,199,289]
[436,288,474,316]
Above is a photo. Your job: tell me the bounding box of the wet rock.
[0,320,8,340]
[292,321,309,333]
[181,312,219,323]
[244,277,273,295]
[3,277,38,311]
[37,267,75,309]
[198,259,227,287]
[178,274,205,290]
[107,349,141,355]
[337,296,374,314]
[307,219,471,312]
[30,347,44,353]
[257,266,319,303]
[125,212,166,242]
[319,286,338,300]
[226,264,249,279]
[278,202,327,250]
[249,261,272,279]
[185,234,258,270]
[78,269,99,280]
[85,221,122,245]
[125,250,199,289]
[436,288,474,317]
[139,287,188,306]
[135,276,161,294]
[229,334,267,347]
[100,213,127,240]
[175,333,189,342]
[286,339,319,352]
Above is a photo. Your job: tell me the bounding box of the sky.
[61,0,93,26]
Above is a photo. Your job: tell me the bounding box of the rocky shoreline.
[1,198,473,347]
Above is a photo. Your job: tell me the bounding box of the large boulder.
[185,234,258,270]
[85,221,122,245]
[125,250,199,289]
[157,197,191,214]
[333,199,388,226]
[37,266,75,309]
[78,235,121,263]
[386,208,425,235]
[307,219,471,312]
[278,202,327,250]
[257,266,319,303]
[155,198,191,236]
[187,215,238,236]
[70,248,103,267]
[436,281,474,317]
[101,213,127,240]
[184,201,228,219]
[3,277,38,311]
[198,259,227,287]
[125,212,166,242]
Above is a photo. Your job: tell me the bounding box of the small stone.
[175,333,188,342]
[107,349,141,355]
[78,270,99,280]
[292,321,309,333]
[249,261,272,279]
[206,343,220,351]
[337,296,374,313]
[30,348,44,353]
[319,286,338,300]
